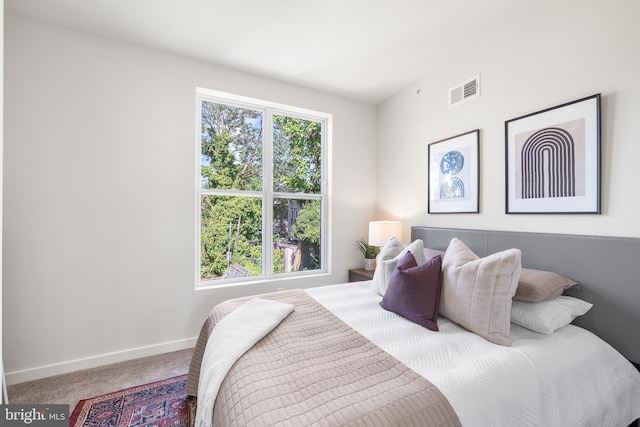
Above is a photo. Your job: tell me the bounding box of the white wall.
[3,15,377,383]
[376,0,640,239]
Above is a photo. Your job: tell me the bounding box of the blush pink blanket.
[186,289,461,427]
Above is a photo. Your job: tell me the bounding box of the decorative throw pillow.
[371,237,404,295]
[423,248,445,262]
[513,268,578,302]
[371,238,426,296]
[380,251,443,331]
[511,296,593,334]
[440,238,522,346]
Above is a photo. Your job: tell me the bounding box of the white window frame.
[195,87,332,289]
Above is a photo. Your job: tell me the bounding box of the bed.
[187,227,640,427]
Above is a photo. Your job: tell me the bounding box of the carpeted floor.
[6,348,193,414]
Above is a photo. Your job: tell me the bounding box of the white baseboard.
[5,337,197,385]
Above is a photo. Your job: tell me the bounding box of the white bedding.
[305,281,640,427]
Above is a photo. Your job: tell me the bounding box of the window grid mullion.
[263,109,274,276]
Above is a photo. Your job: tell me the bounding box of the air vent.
[449,74,480,108]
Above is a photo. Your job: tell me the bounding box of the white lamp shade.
[368,220,402,246]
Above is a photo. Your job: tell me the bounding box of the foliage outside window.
[197,88,330,286]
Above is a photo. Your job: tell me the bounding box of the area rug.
[70,374,190,427]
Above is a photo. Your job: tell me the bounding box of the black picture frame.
[428,129,480,214]
[505,94,601,214]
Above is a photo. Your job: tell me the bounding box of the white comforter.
[306,281,640,427]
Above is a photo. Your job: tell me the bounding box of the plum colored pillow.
[372,238,426,296]
[380,251,443,331]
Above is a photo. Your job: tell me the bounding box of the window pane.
[273,198,321,274]
[197,89,329,287]
[273,115,322,193]
[201,101,263,191]
[200,195,262,281]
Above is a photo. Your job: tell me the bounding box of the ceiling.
[5,0,525,104]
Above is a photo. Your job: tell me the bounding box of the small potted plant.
[354,240,380,270]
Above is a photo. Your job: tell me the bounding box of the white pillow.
[371,238,426,296]
[371,237,403,295]
[510,296,593,334]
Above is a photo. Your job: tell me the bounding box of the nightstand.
[348,268,375,282]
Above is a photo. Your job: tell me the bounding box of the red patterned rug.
[70,374,190,427]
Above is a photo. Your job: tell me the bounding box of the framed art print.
[428,129,479,214]
[505,94,601,214]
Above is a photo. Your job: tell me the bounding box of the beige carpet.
[6,348,193,413]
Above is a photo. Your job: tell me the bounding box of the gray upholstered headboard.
[411,226,640,365]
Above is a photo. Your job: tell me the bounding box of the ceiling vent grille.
[449,74,480,108]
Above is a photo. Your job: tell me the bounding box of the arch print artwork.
[519,123,581,199]
[506,94,600,214]
[428,130,479,213]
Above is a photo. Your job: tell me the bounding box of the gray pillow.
[513,268,578,302]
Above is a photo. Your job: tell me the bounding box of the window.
[196,88,330,287]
